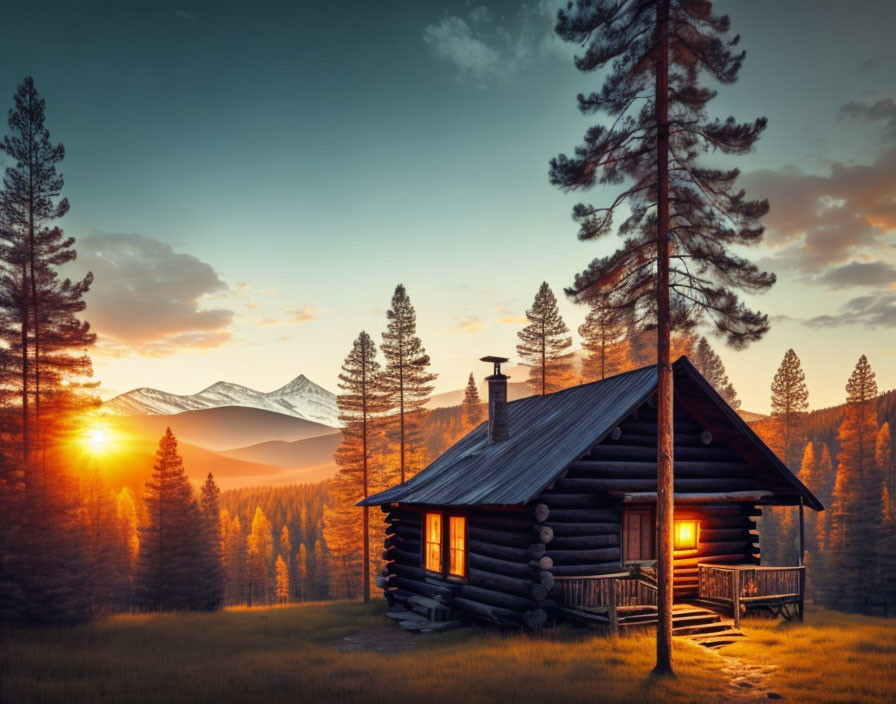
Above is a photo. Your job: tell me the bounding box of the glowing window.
[425,513,442,572]
[448,516,466,577]
[674,520,700,551]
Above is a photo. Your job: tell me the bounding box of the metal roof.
[360,364,659,506]
[359,357,824,510]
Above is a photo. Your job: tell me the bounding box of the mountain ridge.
[103,373,339,427]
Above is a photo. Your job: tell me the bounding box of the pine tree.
[826,356,879,612]
[770,349,809,468]
[550,1,773,674]
[380,285,436,483]
[0,77,94,465]
[220,510,246,605]
[313,538,329,600]
[247,506,274,605]
[296,542,308,602]
[692,337,740,409]
[80,468,130,615]
[115,487,139,606]
[324,331,384,603]
[462,372,484,428]
[198,473,224,610]
[878,486,896,615]
[516,282,574,395]
[578,296,627,381]
[275,555,290,604]
[136,429,203,610]
[278,525,292,600]
[877,422,893,495]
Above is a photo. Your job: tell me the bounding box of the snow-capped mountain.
[103,374,340,427]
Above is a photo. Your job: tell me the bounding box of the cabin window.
[674,519,700,551]
[425,512,442,572]
[448,515,466,577]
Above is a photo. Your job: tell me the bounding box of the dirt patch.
[332,625,423,653]
[714,651,782,703]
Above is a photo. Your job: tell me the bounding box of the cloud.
[71,233,233,356]
[815,261,896,289]
[840,98,896,140]
[255,317,280,326]
[422,3,566,87]
[447,315,487,334]
[804,292,896,329]
[743,147,896,278]
[494,305,528,324]
[284,306,319,323]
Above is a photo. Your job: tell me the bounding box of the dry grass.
[723,608,896,704]
[1,601,728,704]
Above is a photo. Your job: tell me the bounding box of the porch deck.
[557,563,805,632]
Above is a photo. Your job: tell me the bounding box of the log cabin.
[359,356,823,631]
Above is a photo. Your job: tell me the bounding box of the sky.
[0,0,894,413]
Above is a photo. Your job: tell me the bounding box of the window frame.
[419,509,468,582]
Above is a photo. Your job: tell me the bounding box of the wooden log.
[468,514,532,530]
[392,576,454,599]
[672,553,750,568]
[384,533,421,550]
[382,547,418,564]
[531,583,548,601]
[458,584,533,611]
[587,444,740,462]
[453,597,523,625]
[529,556,553,571]
[549,534,619,549]
[543,522,619,536]
[700,528,755,542]
[554,477,757,492]
[385,513,422,527]
[534,525,554,544]
[534,503,550,522]
[693,541,751,558]
[537,493,611,508]
[537,508,620,523]
[385,524,421,541]
[523,608,548,630]
[568,460,758,479]
[621,491,772,504]
[467,527,533,548]
[468,552,533,579]
[389,562,429,581]
[528,543,547,559]
[545,547,620,565]
[538,570,555,591]
[617,420,701,435]
[468,567,533,598]
[551,562,623,577]
[467,539,530,563]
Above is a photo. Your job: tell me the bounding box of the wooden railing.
[556,571,658,633]
[698,564,805,626]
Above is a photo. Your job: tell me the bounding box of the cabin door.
[622,507,655,562]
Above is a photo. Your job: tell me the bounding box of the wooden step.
[673,620,734,637]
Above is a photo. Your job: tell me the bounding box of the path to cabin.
[711,649,782,702]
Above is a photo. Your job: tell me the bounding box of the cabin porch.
[556,562,806,633]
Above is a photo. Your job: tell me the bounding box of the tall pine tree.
[198,473,224,610]
[380,285,436,483]
[578,295,627,381]
[692,337,740,408]
[462,372,483,429]
[516,282,574,395]
[247,506,274,606]
[550,0,773,674]
[136,429,203,610]
[324,331,384,603]
[770,349,809,468]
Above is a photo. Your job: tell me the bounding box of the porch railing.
[555,571,658,633]
[698,563,805,626]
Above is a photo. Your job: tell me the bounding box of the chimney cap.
[480,356,509,364]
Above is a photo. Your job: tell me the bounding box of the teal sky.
[1,1,894,412]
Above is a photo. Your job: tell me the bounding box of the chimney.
[481,356,509,444]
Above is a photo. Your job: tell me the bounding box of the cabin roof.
[359,356,823,511]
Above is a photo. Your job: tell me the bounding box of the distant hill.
[218,433,341,473]
[427,380,531,409]
[106,406,339,452]
[103,374,339,427]
[737,409,767,423]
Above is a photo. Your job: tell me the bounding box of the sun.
[84,425,111,455]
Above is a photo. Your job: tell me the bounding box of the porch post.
[798,497,805,567]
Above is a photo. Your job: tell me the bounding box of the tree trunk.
[654,0,674,677]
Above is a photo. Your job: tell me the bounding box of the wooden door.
[623,508,655,562]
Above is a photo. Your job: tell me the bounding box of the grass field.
[1,602,894,704]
